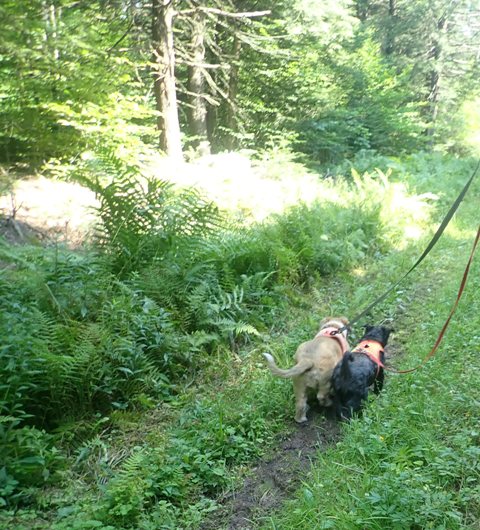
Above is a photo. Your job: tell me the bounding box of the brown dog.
[263,317,349,423]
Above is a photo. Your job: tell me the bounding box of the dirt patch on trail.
[201,337,406,530]
[202,409,341,530]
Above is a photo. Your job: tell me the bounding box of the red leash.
[386,224,480,374]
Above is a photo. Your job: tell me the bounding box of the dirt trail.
[201,408,341,530]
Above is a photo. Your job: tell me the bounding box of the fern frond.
[213,318,259,337]
[78,149,225,275]
[232,322,260,337]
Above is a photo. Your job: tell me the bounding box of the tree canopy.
[1,0,479,168]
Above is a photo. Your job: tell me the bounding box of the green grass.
[260,162,480,530]
[1,152,479,529]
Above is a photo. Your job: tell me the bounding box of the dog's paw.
[295,417,308,424]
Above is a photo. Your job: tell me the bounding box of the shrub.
[0,421,63,506]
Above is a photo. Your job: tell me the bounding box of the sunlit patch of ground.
[0,151,436,247]
[0,175,98,245]
[149,152,331,222]
[2,152,329,245]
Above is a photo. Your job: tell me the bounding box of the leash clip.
[331,325,349,336]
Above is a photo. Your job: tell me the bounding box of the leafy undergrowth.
[261,164,480,529]
[1,152,478,529]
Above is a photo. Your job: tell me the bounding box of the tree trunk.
[426,15,447,139]
[43,1,60,60]
[42,1,61,98]
[187,8,210,155]
[225,31,241,151]
[152,0,183,159]
[384,0,396,56]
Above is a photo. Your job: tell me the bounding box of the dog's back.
[263,316,349,423]
[297,335,343,365]
[264,336,344,381]
[333,325,391,419]
[333,352,374,417]
[297,336,344,387]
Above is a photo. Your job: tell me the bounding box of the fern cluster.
[80,157,223,277]
[0,150,429,507]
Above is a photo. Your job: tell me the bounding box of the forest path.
[201,302,412,529]
[202,345,406,530]
[201,409,341,530]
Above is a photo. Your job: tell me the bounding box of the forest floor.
[0,174,97,246]
[201,410,341,530]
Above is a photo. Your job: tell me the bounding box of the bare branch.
[202,65,230,101]
[107,20,134,54]
[177,59,229,69]
[176,86,221,107]
[177,7,271,19]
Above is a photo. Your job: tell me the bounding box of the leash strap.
[387,222,480,373]
[339,160,480,332]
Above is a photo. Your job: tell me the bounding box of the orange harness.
[352,340,385,375]
[315,327,349,355]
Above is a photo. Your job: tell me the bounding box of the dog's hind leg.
[373,369,384,395]
[293,379,308,423]
[316,389,332,408]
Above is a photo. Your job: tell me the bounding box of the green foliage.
[237,5,427,162]
[0,1,155,167]
[0,421,63,506]
[2,152,473,527]
[294,38,425,162]
[79,153,223,276]
[53,359,290,529]
[2,0,479,172]
[0,245,178,505]
[262,159,480,530]
[0,275,67,503]
[74,150,406,355]
[360,0,480,145]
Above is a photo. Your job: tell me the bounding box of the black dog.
[332,325,392,420]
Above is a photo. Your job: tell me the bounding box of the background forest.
[1,1,480,529]
[2,0,480,167]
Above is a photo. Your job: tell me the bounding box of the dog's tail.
[262,352,313,378]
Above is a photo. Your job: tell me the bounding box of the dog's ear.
[381,327,393,342]
[320,317,331,328]
[339,316,349,325]
[363,324,374,333]
[320,316,341,327]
